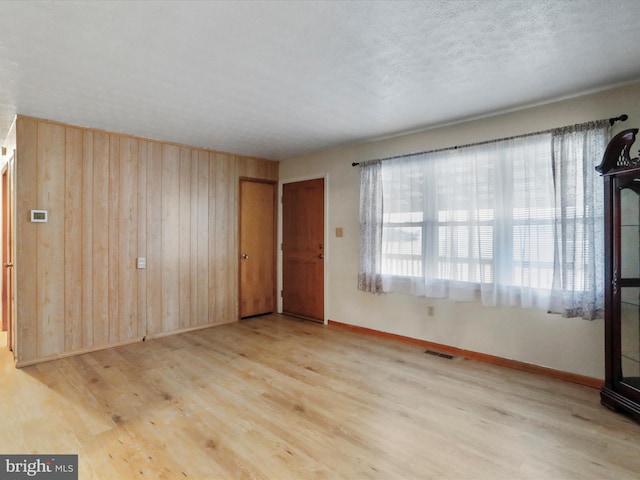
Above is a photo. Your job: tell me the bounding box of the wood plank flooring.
[1,314,639,479]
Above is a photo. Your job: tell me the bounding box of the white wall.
[279,80,640,380]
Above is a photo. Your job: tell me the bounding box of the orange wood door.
[239,179,276,318]
[282,178,324,321]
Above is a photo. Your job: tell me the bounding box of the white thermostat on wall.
[31,210,48,222]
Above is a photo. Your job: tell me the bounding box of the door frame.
[278,173,329,324]
[1,153,15,354]
[2,163,7,334]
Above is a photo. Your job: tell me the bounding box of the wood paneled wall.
[14,116,278,365]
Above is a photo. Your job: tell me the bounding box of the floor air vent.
[425,349,455,360]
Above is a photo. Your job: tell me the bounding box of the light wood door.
[239,179,276,318]
[282,178,324,321]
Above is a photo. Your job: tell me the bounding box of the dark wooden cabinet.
[597,128,640,421]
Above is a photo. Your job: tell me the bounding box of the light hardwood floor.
[0,314,639,479]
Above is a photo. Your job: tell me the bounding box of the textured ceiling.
[2,1,640,160]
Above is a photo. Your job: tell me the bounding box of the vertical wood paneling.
[267,161,279,181]
[82,131,94,348]
[213,153,230,323]
[146,142,163,336]
[240,158,279,181]
[179,147,192,330]
[189,150,199,326]
[208,154,217,323]
[92,132,110,346]
[197,150,210,325]
[15,117,38,361]
[137,140,148,339]
[108,136,120,344]
[161,145,180,332]
[241,158,257,178]
[239,157,279,182]
[37,122,65,357]
[14,116,278,364]
[118,137,138,341]
[64,127,83,351]
[229,156,241,320]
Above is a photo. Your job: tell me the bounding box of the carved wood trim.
[596,128,640,174]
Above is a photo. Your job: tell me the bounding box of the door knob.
[317,254,324,259]
[241,254,249,259]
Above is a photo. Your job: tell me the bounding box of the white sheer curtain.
[358,120,609,319]
[379,134,557,309]
[358,160,384,293]
[549,122,608,319]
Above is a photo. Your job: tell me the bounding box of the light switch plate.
[137,257,146,269]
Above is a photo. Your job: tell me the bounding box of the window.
[381,134,555,289]
[359,121,609,319]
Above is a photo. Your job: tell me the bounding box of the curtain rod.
[351,114,628,167]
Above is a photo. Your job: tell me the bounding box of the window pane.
[381,224,422,276]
